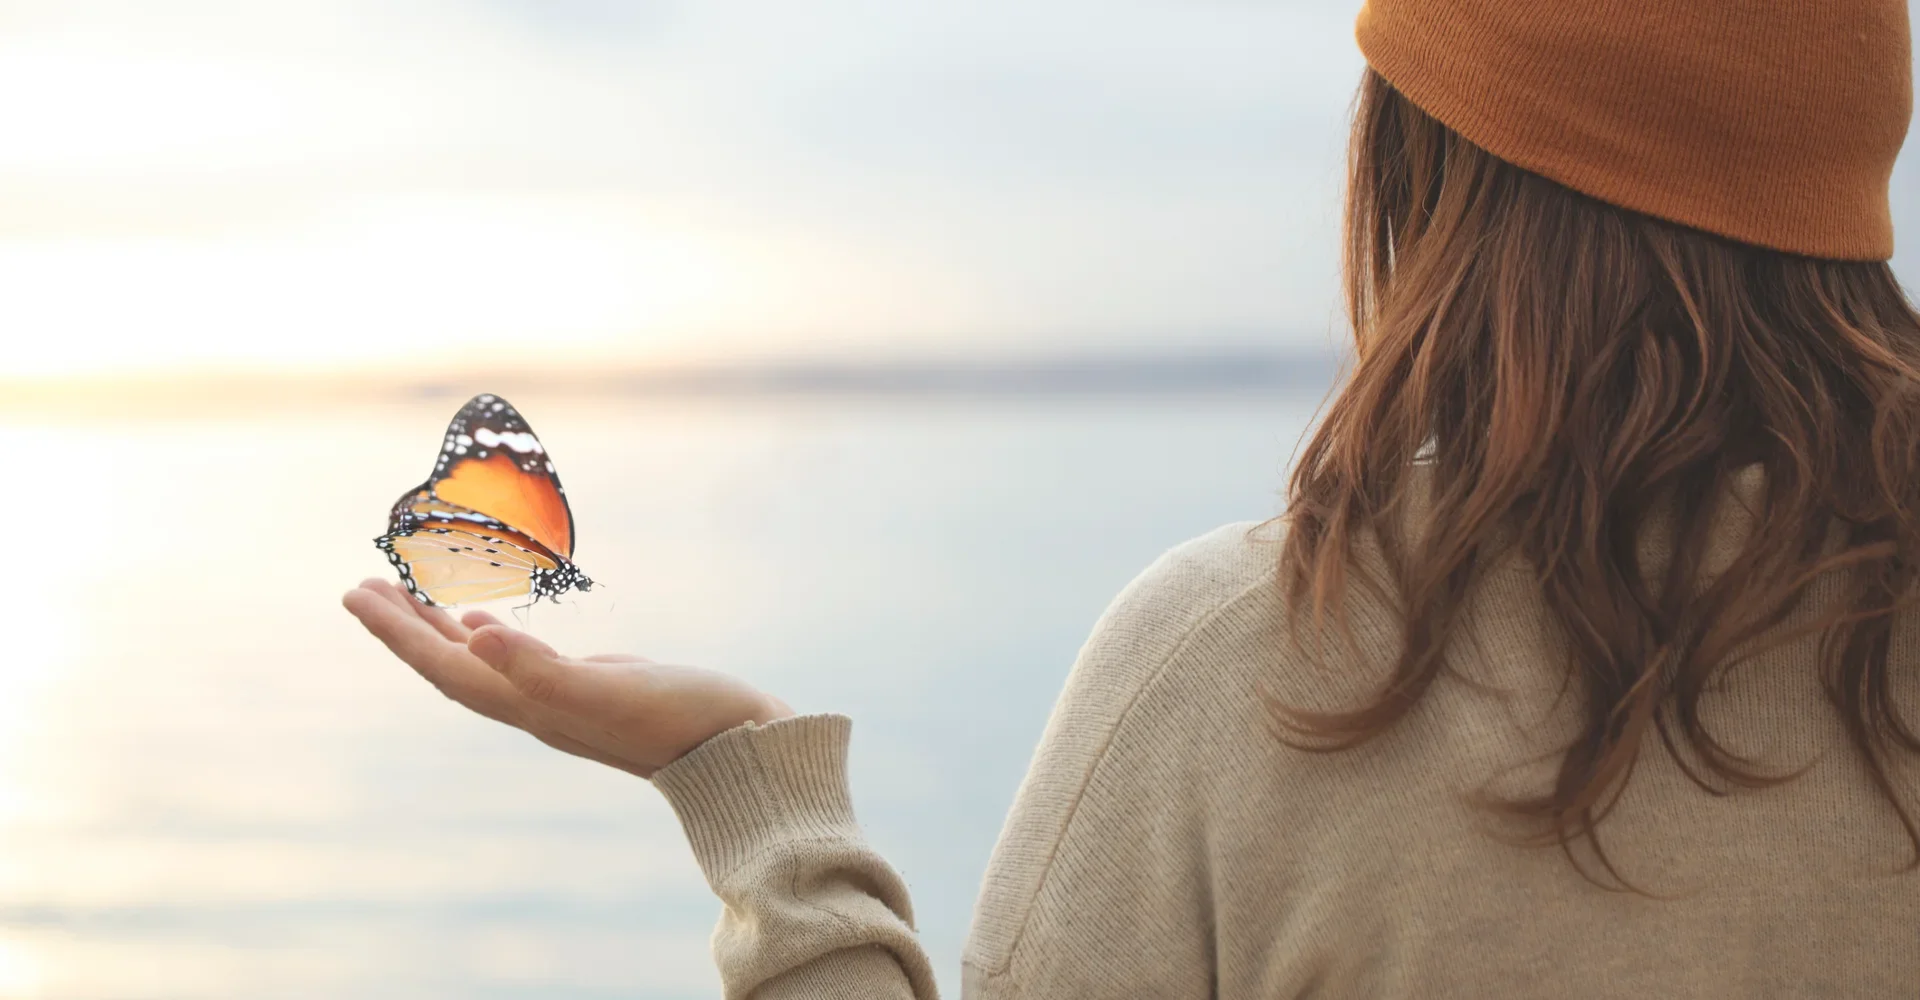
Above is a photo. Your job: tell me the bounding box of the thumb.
[469,625,574,709]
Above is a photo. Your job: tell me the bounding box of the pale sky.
[0,1,1913,377]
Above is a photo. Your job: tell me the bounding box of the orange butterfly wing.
[386,488,565,566]
[416,394,576,558]
[374,394,594,609]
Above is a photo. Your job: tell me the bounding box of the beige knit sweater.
[651,462,1920,998]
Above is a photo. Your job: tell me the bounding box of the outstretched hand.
[341,579,795,779]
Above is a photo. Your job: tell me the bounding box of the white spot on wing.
[473,427,543,454]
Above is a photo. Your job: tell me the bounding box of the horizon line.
[0,345,1349,418]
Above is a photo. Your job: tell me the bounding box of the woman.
[344,0,1919,995]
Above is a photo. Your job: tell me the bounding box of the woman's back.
[961,463,1920,997]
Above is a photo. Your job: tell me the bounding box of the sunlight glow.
[0,6,820,379]
[0,0,1371,382]
[0,935,41,998]
[0,430,105,831]
[0,196,737,376]
[0,31,322,177]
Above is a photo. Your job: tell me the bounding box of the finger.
[364,576,408,603]
[585,652,655,664]
[354,577,403,607]
[343,585,435,658]
[349,580,419,629]
[363,579,428,618]
[411,600,471,644]
[469,626,650,718]
[460,609,505,631]
[343,587,529,725]
[365,579,474,644]
[343,586,466,679]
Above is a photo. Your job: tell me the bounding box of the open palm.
[341,579,794,779]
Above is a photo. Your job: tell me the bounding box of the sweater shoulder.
[1071,519,1288,699]
[963,520,1287,982]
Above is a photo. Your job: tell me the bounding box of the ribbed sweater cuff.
[650,713,863,882]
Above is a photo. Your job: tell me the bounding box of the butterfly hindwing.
[424,394,576,559]
[378,524,549,607]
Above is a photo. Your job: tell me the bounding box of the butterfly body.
[374,394,594,607]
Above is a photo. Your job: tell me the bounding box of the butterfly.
[374,393,595,608]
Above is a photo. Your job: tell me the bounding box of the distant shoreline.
[0,347,1346,418]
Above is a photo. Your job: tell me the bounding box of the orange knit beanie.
[1355,0,1913,261]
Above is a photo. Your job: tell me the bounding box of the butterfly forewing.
[386,489,565,563]
[424,394,575,558]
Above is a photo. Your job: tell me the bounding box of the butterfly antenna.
[590,579,616,615]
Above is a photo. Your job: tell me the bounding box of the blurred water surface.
[0,391,1319,999]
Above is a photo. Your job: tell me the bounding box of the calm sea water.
[0,392,1319,999]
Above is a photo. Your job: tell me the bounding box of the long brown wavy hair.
[1269,69,1920,894]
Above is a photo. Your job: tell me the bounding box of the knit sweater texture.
[651,461,1920,997]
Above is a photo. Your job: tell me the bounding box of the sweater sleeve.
[651,527,1270,998]
[650,712,942,1000]
[651,695,1214,1000]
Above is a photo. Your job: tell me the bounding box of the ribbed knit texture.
[653,462,1920,998]
[1355,0,1913,261]
[651,713,864,879]
[652,713,941,998]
